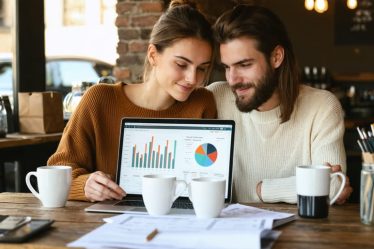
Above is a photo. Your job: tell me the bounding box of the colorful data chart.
[195,143,217,167]
[131,136,176,169]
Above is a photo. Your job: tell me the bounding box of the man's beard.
[231,67,277,113]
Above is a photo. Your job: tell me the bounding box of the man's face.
[220,37,278,112]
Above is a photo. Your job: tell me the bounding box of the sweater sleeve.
[261,92,346,204]
[47,85,103,201]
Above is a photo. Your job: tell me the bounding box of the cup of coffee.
[296,165,346,218]
[142,175,187,216]
[189,177,226,219]
[25,166,72,208]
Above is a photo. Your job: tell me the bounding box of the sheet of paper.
[111,214,267,231]
[70,204,292,249]
[105,203,295,229]
[220,204,295,228]
[69,214,273,249]
[68,223,266,249]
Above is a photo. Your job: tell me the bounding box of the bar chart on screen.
[130,136,177,170]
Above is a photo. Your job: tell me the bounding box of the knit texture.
[207,82,346,203]
[48,82,217,201]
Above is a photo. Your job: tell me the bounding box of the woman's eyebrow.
[175,56,210,65]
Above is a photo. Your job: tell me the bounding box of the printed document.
[68,204,294,249]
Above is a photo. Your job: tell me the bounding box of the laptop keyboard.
[115,200,144,206]
[172,202,193,209]
[114,200,193,209]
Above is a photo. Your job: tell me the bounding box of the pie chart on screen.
[195,143,217,167]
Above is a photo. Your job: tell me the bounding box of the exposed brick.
[113,67,131,81]
[115,16,130,27]
[139,2,163,13]
[116,2,136,14]
[132,14,160,28]
[117,42,128,54]
[129,41,148,53]
[118,28,140,40]
[140,28,152,40]
[132,67,144,83]
[118,54,144,65]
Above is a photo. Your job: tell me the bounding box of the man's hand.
[326,163,353,205]
[84,171,126,202]
[256,181,263,202]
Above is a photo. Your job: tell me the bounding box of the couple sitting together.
[47,0,352,205]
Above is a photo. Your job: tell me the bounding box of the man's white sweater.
[207,82,346,203]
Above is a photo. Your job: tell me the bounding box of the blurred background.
[0,0,373,202]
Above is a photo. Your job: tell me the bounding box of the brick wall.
[114,1,163,82]
[114,0,256,83]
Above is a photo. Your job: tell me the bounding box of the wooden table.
[0,133,62,192]
[0,133,62,149]
[0,193,373,249]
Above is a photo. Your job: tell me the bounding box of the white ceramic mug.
[296,165,346,218]
[25,166,72,208]
[189,177,226,219]
[142,175,187,216]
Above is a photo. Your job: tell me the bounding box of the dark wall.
[263,0,374,74]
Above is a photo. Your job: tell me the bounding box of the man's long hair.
[214,5,299,123]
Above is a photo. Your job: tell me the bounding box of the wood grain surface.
[0,193,373,249]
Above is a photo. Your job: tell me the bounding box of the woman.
[47,0,216,202]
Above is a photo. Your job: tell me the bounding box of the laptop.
[85,118,235,214]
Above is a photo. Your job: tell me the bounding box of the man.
[207,5,352,204]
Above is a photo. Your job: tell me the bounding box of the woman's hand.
[84,171,126,202]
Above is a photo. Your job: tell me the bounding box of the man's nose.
[226,68,240,86]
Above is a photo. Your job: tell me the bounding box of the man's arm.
[259,91,347,204]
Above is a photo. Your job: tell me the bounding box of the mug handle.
[25,172,41,201]
[172,180,187,203]
[329,172,346,205]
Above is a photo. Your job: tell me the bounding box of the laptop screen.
[116,118,235,199]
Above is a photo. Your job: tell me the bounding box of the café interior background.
[0,0,374,201]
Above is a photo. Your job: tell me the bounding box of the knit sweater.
[207,81,346,203]
[47,82,217,201]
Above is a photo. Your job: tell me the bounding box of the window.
[100,0,116,25]
[63,0,85,26]
[0,0,4,26]
[0,62,12,92]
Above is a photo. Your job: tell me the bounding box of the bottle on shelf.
[303,66,312,86]
[1,95,14,133]
[0,97,8,138]
[312,66,320,89]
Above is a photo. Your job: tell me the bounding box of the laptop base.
[85,200,195,215]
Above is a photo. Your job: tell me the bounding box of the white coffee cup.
[189,177,226,219]
[142,175,187,216]
[296,165,346,218]
[25,166,72,208]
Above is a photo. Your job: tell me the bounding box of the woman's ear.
[270,45,284,69]
[147,44,158,67]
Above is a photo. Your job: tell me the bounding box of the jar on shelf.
[63,81,95,115]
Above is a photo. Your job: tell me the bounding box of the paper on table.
[69,204,293,249]
[69,214,279,249]
[105,203,295,229]
[220,204,295,228]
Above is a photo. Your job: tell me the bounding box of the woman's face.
[150,37,212,102]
